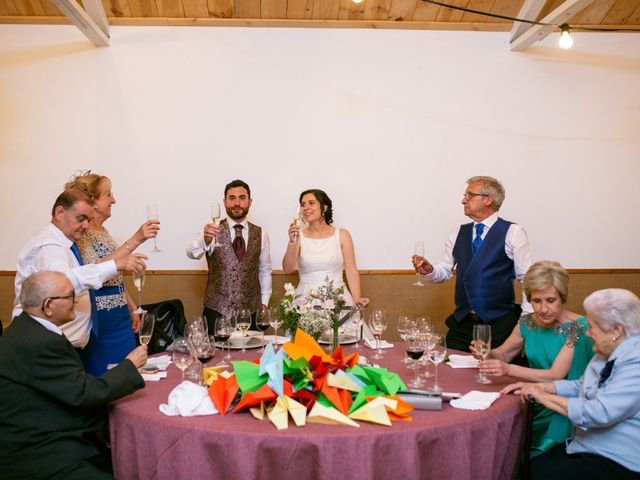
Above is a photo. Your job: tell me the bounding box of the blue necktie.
[70,243,84,265]
[472,223,485,255]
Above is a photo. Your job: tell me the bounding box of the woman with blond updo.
[65,171,159,375]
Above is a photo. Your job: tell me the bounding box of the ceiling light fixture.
[558,23,574,49]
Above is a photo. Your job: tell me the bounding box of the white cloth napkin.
[364,339,394,349]
[447,354,480,369]
[144,354,172,371]
[449,390,500,410]
[141,371,168,382]
[159,381,219,416]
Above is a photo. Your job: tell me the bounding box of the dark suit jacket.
[0,312,145,479]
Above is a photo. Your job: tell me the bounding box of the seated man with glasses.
[0,271,148,480]
[412,176,533,351]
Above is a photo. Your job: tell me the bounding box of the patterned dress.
[519,314,594,457]
[78,229,135,375]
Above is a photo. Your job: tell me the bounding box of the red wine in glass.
[256,323,269,332]
[198,355,213,364]
[407,348,424,360]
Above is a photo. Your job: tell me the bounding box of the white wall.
[1,25,639,270]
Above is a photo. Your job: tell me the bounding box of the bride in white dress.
[282,189,369,313]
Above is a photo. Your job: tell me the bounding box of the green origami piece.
[348,384,378,415]
[231,361,268,393]
[361,366,407,396]
[283,357,313,391]
[347,364,371,384]
[316,391,335,409]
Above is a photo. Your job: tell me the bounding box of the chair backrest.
[141,299,186,354]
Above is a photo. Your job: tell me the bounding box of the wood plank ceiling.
[1,0,639,30]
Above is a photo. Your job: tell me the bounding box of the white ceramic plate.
[216,331,264,350]
[318,334,358,345]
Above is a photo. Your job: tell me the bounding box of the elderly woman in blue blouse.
[509,288,640,480]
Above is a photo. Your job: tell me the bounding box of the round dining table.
[109,342,526,480]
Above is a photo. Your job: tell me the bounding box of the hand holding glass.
[473,324,492,384]
[210,202,223,247]
[146,205,161,252]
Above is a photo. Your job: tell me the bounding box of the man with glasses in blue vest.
[412,176,532,351]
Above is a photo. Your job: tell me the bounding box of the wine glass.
[133,272,145,313]
[413,241,425,286]
[397,315,414,365]
[406,329,425,388]
[214,317,233,364]
[428,334,447,394]
[256,306,271,352]
[269,308,283,351]
[171,338,193,382]
[139,311,155,348]
[352,305,366,350]
[235,308,252,355]
[369,308,388,360]
[146,205,161,252]
[192,336,215,385]
[473,324,492,384]
[291,205,303,244]
[210,202,223,247]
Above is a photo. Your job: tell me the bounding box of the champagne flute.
[214,317,233,364]
[473,324,492,384]
[256,306,271,352]
[171,338,193,382]
[413,241,425,286]
[370,308,388,360]
[428,334,447,394]
[291,205,303,244]
[193,336,215,385]
[139,311,155,348]
[406,330,425,388]
[352,305,365,350]
[146,205,161,252]
[210,202,223,247]
[133,271,145,313]
[269,308,283,351]
[236,308,252,355]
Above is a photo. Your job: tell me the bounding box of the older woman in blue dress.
[509,288,640,479]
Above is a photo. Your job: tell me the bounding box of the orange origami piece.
[320,382,352,416]
[367,395,414,421]
[232,383,278,413]
[329,346,359,371]
[283,329,333,364]
[208,374,239,416]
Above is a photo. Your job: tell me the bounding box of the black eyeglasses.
[41,293,76,311]
[462,191,490,200]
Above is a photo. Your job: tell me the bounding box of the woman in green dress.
[471,260,593,457]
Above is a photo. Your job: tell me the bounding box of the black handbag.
[139,299,186,354]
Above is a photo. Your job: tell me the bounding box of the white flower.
[322,299,335,310]
[284,283,296,295]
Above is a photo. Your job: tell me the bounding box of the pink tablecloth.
[109,345,525,480]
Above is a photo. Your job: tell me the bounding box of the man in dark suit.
[0,271,147,480]
[412,176,533,351]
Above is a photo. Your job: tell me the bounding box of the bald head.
[21,271,76,326]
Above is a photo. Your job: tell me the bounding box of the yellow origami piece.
[307,402,360,428]
[203,366,232,385]
[348,396,395,426]
[327,372,361,393]
[250,402,266,420]
[267,395,307,430]
[283,329,333,364]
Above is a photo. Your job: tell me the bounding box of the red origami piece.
[208,374,239,416]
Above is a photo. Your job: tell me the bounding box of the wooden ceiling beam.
[510,0,546,41]
[510,0,595,51]
[51,0,109,46]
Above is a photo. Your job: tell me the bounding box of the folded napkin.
[447,354,480,369]
[159,381,219,416]
[145,354,172,371]
[364,339,394,350]
[449,390,500,410]
[141,371,168,382]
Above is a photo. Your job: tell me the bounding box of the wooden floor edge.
[1,268,639,276]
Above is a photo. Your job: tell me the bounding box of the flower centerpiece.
[276,277,350,351]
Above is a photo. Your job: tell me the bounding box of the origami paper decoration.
[348,385,378,415]
[258,343,287,396]
[283,329,333,364]
[307,402,360,428]
[267,395,308,430]
[250,402,266,420]
[202,365,230,385]
[361,366,407,395]
[232,383,278,413]
[349,396,393,426]
[208,373,239,416]
[327,371,361,393]
[232,360,268,393]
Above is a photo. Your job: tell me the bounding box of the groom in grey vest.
[186,180,272,332]
[412,176,532,352]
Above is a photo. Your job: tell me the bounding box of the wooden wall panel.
[2,271,639,341]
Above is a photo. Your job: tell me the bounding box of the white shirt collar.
[46,222,73,247]
[474,211,498,229]
[228,218,249,229]
[29,313,64,336]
